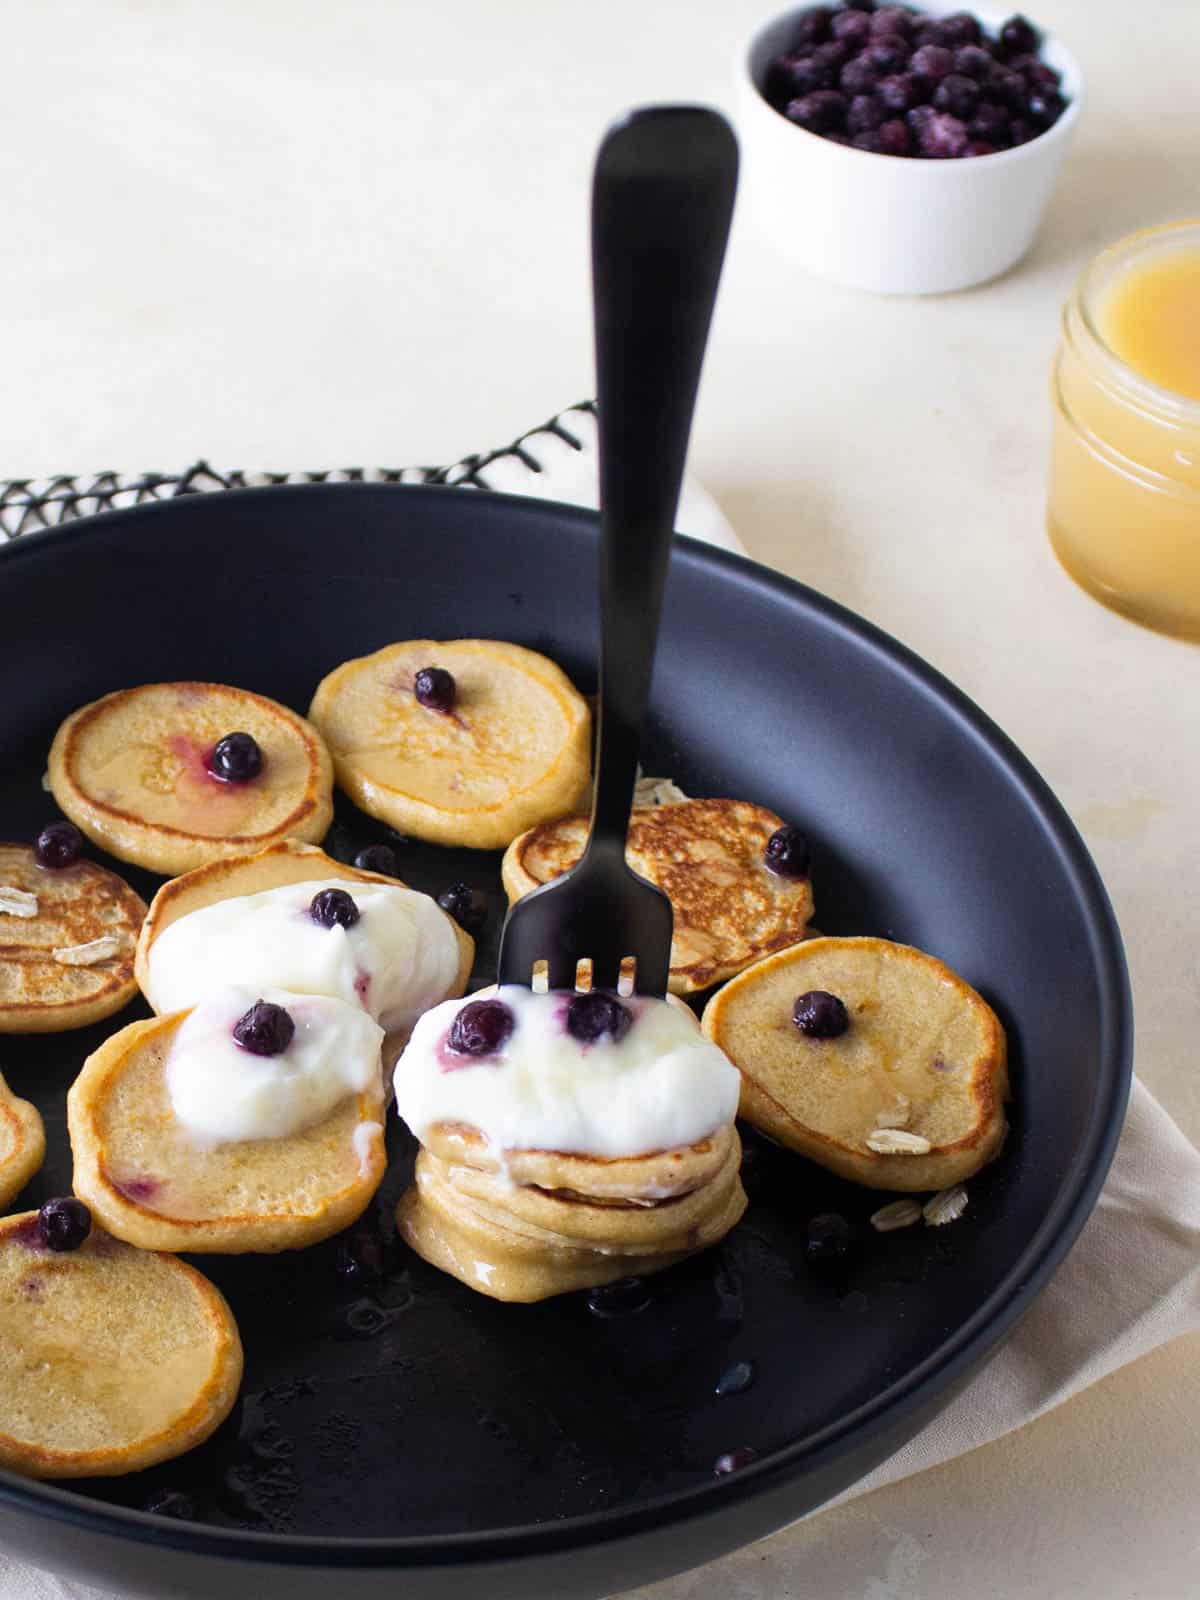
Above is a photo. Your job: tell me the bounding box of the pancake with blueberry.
[392,986,747,1302]
[0,1072,45,1208]
[0,1202,242,1479]
[134,839,473,1072]
[702,936,1009,1192]
[308,639,592,850]
[0,833,147,1034]
[47,681,335,877]
[502,799,815,994]
[68,988,389,1254]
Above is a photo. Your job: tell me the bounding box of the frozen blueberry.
[1021,60,1063,91]
[785,89,848,132]
[987,63,1028,110]
[953,44,994,80]
[861,38,910,75]
[1008,116,1034,144]
[878,71,921,111]
[566,991,632,1045]
[33,821,83,869]
[965,140,998,156]
[969,101,1012,144]
[839,57,882,97]
[932,11,982,47]
[907,103,938,137]
[877,117,913,155]
[910,43,955,79]
[847,92,887,134]
[207,732,263,783]
[413,666,456,713]
[233,1000,295,1057]
[791,4,834,47]
[37,1197,92,1253]
[999,13,1040,56]
[713,1446,757,1476]
[353,843,400,876]
[932,72,980,118]
[1026,87,1065,128]
[917,110,969,158]
[448,998,514,1057]
[851,130,885,152]
[310,888,360,929]
[768,51,835,102]
[436,881,488,934]
[763,824,810,879]
[792,989,849,1039]
[830,9,871,48]
[806,1211,856,1264]
[812,38,851,71]
[870,7,913,39]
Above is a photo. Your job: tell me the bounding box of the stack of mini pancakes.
[398,1117,747,1302]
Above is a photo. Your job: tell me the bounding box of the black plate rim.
[0,483,1133,1566]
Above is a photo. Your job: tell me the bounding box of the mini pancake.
[308,639,591,849]
[68,1011,387,1253]
[420,1119,736,1202]
[0,1073,45,1208]
[0,1212,242,1479]
[48,681,335,877]
[396,1146,747,1304]
[134,840,473,1070]
[502,798,815,994]
[0,843,147,1033]
[702,936,1009,1192]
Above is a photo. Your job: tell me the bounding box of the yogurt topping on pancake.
[166,985,383,1144]
[146,879,459,1034]
[394,986,739,1159]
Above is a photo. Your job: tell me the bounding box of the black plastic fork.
[496,105,739,997]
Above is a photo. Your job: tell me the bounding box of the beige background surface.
[2,1,1198,1596]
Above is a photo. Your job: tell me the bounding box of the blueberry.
[233,1000,295,1056]
[790,5,834,47]
[839,57,881,97]
[987,63,1027,110]
[906,103,938,137]
[877,72,921,112]
[565,991,632,1045]
[713,1446,757,1476]
[413,666,456,713]
[37,1197,92,1253]
[877,117,913,155]
[353,843,400,876]
[860,39,910,75]
[953,44,994,81]
[586,1276,650,1317]
[932,11,981,47]
[768,51,835,102]
[965,140,997,156]
[448,999,514,1057]
[870,7,913,39]
[335,1229,386,1285]
[910,43,955,79]
[785,88,848,132]
[763,824,809,879]
[999,13,1040,56]
[847,93,886,134]
[792,989,849,1039]
[932,72,980,118]
[812,38,851,71]
[830,9,871,48]
[436,881,488,934]
[969,101,1012,145]
[145,1490,199,1520]
[715,1360,756,1397]
[309,888,360,929]
[805,1211,855,1264]
[1008,117,1034,144]
[917,110,969,158]
[1026,88,1065,128]
[33,821,83,869]
[1022,60,1063,91]
[851,129,885,152]
[207,732,263,783]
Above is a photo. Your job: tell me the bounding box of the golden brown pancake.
[308,639,591,849]
[0,844,146,1033]
[47,681,335,876]
[0,1072,45,1208]
[503,798,815,993]
[702,936,1009,1192]
[68,1011,387,1253]
[0,1212,242,1479]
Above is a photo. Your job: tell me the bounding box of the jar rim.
[1070,219,1200,426]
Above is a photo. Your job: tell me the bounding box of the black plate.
[0,485,1130,1599]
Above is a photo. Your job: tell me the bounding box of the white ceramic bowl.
[734,3,1083,295]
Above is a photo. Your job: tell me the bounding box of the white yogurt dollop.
[166,985,383,1145]
[394,986,740,1157]
[146,879,460,1034]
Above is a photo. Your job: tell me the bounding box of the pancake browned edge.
[0,844,147,1034]
[68,1012,388,1253]
[703,936,1009,1193]
[0,1072,45,1208]
[134,838,474,1074]
[502,798,814,995]
[0,1212,242,1479]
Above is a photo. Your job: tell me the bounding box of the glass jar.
[1048,220,1200,641]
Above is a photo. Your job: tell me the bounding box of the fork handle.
[588,106,738,853]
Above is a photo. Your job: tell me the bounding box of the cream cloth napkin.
[3,417,1198,1599]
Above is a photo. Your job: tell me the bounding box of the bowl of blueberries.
[736,2,1081,293]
